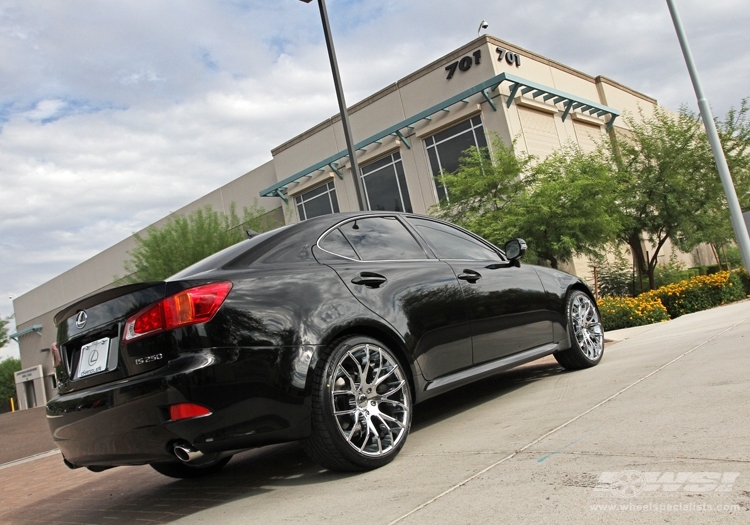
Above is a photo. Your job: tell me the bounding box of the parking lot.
[1,301,749,524]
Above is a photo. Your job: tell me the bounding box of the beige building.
[10,35,707,408]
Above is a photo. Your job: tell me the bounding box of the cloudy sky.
[1,0,748,358]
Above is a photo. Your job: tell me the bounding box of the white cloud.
[0,0,749,359]
[22,99,67,121]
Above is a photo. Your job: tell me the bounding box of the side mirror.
[504,238,527,261]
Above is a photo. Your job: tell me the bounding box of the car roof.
[172,212,494,278]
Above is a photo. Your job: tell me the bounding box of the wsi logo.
[594,471,740,498]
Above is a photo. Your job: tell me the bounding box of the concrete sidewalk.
[604,322,665,343]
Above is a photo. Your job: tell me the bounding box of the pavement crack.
[402,451,513,457]
[523,449,750,463]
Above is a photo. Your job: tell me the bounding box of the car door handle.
[457,269,482,283]
[351,272,387,288]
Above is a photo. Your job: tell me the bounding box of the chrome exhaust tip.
[173,444,204,463]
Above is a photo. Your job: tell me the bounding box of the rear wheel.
[554,290,604,370]
[149,455,231,479]
[302,336,412,471]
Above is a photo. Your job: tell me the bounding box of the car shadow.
[9,357,566,524]
[411,356,565,432]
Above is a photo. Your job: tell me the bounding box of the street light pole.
[666,0,750,270]
[300,0,366,210]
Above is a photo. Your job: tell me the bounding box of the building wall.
[272,36,657,227]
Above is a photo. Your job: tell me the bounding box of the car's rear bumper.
[46,346,317,467]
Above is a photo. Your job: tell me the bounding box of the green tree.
[697,98,750,252]
[431,137,531,245]
[501,146,622,269]
[433,139,621,269]
[0,315,10,349]
[0,357,21,411]
[717,98,750,211]
[613,107,723,290]
[125,201,277,282]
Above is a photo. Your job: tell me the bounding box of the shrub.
[721,245,742,269]
[598,296,670,331]
[0,357,21,413]
[641,271,746,318]
[590,253,633,297]
[653,259,701,289]
[737,268,750,296]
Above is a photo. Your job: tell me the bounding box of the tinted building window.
[360,152,412,213]
[407,218,500,261]
[295,181,339,221]
[424,115,488,203]
[339,217,426,261]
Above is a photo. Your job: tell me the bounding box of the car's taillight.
[123,282,232,342]
[51,342,62,368]
[169,403,212,421]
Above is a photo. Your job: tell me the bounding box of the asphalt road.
[1,300,748,524]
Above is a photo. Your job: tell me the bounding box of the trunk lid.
[54,282,171,394]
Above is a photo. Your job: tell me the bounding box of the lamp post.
[299,0,366,210]
[666,0,750,270]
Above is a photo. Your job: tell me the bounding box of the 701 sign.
[445,50,482,79]
[497,47,521,67]
[445,47,522,80]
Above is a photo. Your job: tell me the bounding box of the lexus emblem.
[75,310,88,329]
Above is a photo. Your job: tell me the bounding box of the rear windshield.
[168,225,292,279]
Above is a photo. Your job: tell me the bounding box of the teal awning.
[260,72,619,200]
[9,324,42,342]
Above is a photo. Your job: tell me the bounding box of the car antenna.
[246,229,259,238]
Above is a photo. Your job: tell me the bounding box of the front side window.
[407,217,500,261]
[424,115,488,203]
[360,152,412,213]
[295,181,339,221]
[337,217,426,261]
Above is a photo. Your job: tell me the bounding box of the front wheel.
[302,336,413,471]
[554,290,604,370]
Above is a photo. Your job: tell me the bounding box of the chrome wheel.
[330,343,410,457]
[570,293,603,360]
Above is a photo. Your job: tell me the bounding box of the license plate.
[76,337,111,379]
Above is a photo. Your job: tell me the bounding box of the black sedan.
[47,212,604,478]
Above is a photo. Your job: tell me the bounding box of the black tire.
[302,335,413,471]
[149,455,232,479]
[554,290,604,370]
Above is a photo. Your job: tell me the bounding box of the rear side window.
[337,217,427,261]
[319,228,359,260]
[407,218,500,261]
[174,226,292,277]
